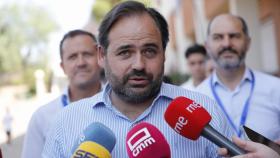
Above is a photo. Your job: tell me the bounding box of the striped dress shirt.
[42,83,234,158]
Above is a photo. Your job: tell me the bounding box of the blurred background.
[0,0,279,157]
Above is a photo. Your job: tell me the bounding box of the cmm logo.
[72,149,98,158]
[127,127,156,157]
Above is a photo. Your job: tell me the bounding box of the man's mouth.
[128,76,149,85]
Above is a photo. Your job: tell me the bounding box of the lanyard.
[210,70,255,137]
[61,94,69,107]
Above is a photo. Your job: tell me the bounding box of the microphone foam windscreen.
[126,122,171,158]
[72,122,116,153]
[164,96,211,140]
[73,141,111,158]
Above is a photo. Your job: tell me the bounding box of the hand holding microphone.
[126,122,171,158]
[219,136,280,158]
[164,96,246,156]
[71,122,116,158]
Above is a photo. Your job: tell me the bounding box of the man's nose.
[76,55,87,66]
[221,36,232,47]
[131,53,145,71]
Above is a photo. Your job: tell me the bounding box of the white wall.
[260,18,279,73]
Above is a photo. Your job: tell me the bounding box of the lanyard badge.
[210,70,255,137]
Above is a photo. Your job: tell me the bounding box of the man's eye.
[118,50,131,57]
[212,35,222,40]
[189,62,195,66]
[230,34,241,39]
[68,55,77,60]
[143,48,157,57]
[84,52,93,57]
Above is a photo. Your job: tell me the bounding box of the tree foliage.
[0,4,57,86]
[91,0,153,23]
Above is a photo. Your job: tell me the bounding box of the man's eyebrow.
[116,44,134,51]
[211,33,222,36]
[143,43,159,49]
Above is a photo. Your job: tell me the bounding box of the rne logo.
[186,101,202,113]
[174,116,188,133]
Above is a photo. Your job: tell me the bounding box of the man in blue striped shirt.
[42,1,234,157]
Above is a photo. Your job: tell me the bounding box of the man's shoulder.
[252,70,280,93]
[33,91,102,120]
[196,77,210,89]
[162,83,197,98]
[33,96,63,117]
[254,70,280,83]
[195,77,212,97]
[162,83,216,108]
[27,96,64,132]
[61,92,103,115]
[180,80,190,87]
[73,92,102,105]
[180,79,195,90]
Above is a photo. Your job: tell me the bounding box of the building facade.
[155,0,280,76]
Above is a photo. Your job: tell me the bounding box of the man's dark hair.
[207,15,249,36]
[59,29,97,60]
[98,1,169,52]
[185,44,207,58]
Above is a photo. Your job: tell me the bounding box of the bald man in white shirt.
[197,14,280,141]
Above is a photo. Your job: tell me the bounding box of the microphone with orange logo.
[71,122,116,158]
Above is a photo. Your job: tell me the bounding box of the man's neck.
[193,76,206,87]
[216,65,246,91]
[69,82,101,102]
[110,92,154,121]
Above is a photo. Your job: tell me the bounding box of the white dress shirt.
[181,78,196,91]
[196,68,280,140]
[21,89,70,158]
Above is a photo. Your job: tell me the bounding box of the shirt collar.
[91,82,179,123]
[212,67,252,87]
[62,87,71,105]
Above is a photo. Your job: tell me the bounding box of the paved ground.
[1,135,24,158]
[0,85,57,158]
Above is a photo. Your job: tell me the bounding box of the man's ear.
[204,40,211,56]
[97,45,105,68]
[245,36,251,53]
[60,61,66,73]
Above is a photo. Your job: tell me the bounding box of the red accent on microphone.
[126,122,171,158]
[164,96,211,140]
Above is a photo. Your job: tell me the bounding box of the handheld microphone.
[164,96,246,156]
[126,122,171,158]
[71,122,116,158]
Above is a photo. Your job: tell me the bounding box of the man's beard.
[213,47,246,70]
[105,63,163,104]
